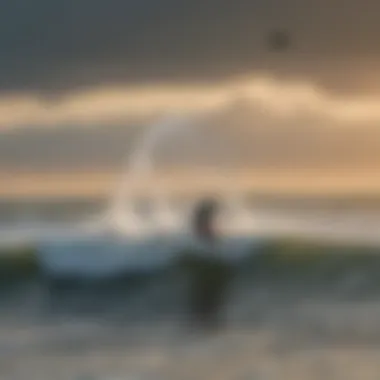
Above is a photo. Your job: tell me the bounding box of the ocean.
[2,194,380,379]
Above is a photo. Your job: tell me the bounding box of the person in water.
[176,198,234,331]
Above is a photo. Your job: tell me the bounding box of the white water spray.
[96,102,258,238]
[108,112,199,235]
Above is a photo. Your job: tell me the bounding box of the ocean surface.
[2,195,380,379]
[4,261,380,380]
[2,194,380,246]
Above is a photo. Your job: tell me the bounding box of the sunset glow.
[2,76,380,130]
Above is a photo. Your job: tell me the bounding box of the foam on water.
[29,202,380,279]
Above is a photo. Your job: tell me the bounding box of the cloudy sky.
[2,0,380,97]
[2,0,380,186]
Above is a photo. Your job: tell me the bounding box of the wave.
[3,238,380,300]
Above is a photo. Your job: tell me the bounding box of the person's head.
[199,198,219,216]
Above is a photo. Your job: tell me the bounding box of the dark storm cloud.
[1,0,380,96]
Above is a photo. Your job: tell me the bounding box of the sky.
[2,0,380,97]
[2,0,380,191]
